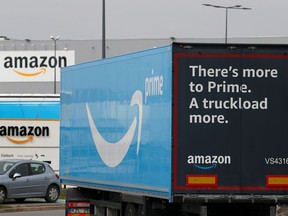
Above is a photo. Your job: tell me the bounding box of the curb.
[0,199,65,213]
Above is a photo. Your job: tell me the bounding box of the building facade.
[1,36,288,94]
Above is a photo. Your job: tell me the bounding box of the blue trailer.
[60,43,288,216]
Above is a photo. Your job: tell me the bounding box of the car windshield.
[0,161,15,175]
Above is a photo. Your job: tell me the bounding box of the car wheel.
[45,185,59,203]
[0,187,6,204]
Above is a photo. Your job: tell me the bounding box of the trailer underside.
[65,187,288,216]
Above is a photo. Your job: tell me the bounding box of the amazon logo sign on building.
[0,51,75,82]
[0,125,49,144]
[0,119,59,147]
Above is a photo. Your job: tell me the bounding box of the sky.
[1,0,287,41]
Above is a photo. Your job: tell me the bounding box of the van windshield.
[0,161,15,175]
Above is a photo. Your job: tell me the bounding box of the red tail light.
[68,201,90,208]
[55,173,59,179]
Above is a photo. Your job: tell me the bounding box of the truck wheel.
[45,185,60,203]
[0,187,6,204]
[125,203,137,216]
[137,205,144,216]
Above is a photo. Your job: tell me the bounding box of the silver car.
[0,159,61,203]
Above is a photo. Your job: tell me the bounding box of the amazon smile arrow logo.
[6,136,33,144]
[194,164,217,170]
[13,68,46,77]
[86,90,143,168]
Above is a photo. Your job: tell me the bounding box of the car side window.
[12,163,29,177]
[0,162,14,175]
[31,163,45,175]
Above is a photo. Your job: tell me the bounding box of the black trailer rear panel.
[173,43,288,196]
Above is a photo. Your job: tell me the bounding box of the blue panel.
[60,46,172,199]
[0,101,60,119]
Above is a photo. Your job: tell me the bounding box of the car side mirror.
[12,173,21,180]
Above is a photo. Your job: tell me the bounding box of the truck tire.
[125,203,137,216]
[0,187,6,204]
[137,205,144,216]
[45,185,60,203]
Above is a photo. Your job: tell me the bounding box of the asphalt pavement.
[0,198,65,213]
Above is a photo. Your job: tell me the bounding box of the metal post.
[225,8,228,44]
[50,36,60,94]
[102,0,106,59]
[53,40,56,94]
[203,4,252,44]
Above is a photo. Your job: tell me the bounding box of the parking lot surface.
[0,199,65,213]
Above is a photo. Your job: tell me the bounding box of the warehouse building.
[2,36,288,94]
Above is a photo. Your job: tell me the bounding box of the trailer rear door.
[172,43,288,196]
